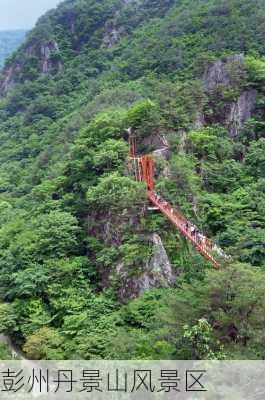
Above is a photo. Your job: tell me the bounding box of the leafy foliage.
[0,0,264,360]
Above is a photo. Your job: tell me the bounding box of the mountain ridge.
[0,30,27,69]
[0,0,264,360]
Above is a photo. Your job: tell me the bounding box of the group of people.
[153,193,179,216]
[152,192,211,250]
[151,191,230,260]
[184,221,209,248]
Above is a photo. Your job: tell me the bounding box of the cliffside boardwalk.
[128,130,222,269]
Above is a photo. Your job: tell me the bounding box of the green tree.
[245,138,265,177]
[0,303,16,333]
[23,327,64,360]
[92,139,128,172]
[86,173,146,212]
[183,319,226,359]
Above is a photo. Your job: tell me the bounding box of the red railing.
[148,191,220,269]
[128,131,221,269]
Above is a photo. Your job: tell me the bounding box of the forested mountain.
[0,30,26,68]
[0,0,264,360]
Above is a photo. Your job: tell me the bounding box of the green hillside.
[0,0,264,360]
[0,30,26,68]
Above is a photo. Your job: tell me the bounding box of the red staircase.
[128,130,221,269]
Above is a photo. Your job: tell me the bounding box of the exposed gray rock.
[201,54,257,137]
[70,19,76,34]
[118,234,176,301]
[194,111,205,129]
[226,89,257,137]
[147,233,175,285]
[152,146,171,178]
[0,39,63,96]
[40,40,63,74]
[102,21,125,49]
[152,147,170,160]
[102,0,141,48]
[0,64,20,95]
[143,133,170,151]
[204,59,230,90]
[204,54,244,91]
[178,130,187,154]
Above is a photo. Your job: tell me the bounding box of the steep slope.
[0,30,26,69]
[0,0,264,360]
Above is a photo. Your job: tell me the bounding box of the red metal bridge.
[128,131,221,269]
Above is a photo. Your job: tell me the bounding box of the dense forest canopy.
[0,0,264,360]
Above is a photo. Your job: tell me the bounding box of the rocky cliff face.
[95,207,176,301]
[117,234,176,301]
[40,40,63,74]
[202,55,257,137]
[0,0,176,97]
[226,89,257,137]
[102,19,126,49]
[0,39,63,96]
[203,54,245,91]
[0,64,20,95]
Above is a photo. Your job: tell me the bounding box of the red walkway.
[128,131,221,269]
[148,191,220,269]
